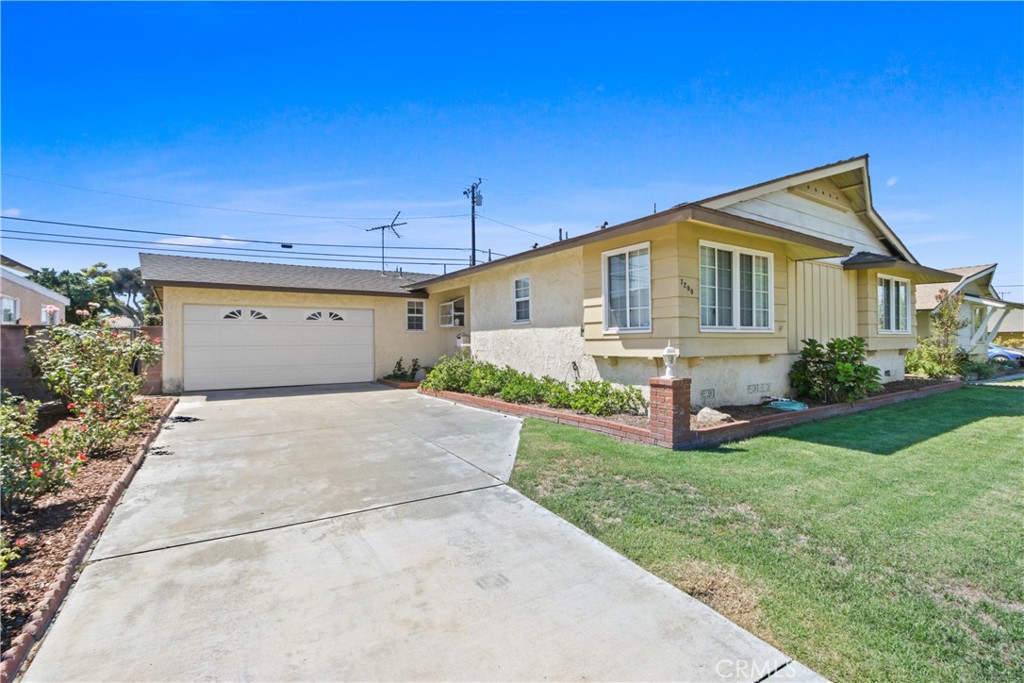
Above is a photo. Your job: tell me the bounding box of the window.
[407,301,425,330]
[603,243,651,332]
[513,277,531,323]
[1,296,18,324]
[699,242,772,331]
[41,305,60,325]
[877,275,910,333]
[439,297,465,327]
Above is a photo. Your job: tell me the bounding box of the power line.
[1,172,468,221]
[477,214,556,241]
[1,228,469,263]
[1,215,471,251]
[1,236,467,268]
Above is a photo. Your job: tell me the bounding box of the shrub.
[420,354,475,392]
[541,377,573,408]
[29,325,162,424]
[466,362,508,396]
[0,390,86,514]
[499,372,546,404]
[1,530,22,571]
[569,380,648,416]
[384,357,421,381]
[961,359,996,379]
[789,337,882,403]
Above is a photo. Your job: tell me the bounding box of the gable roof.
[139,253,434,298]
[693,155,918,264]
[0,267,71,305]
[915,263,999,311]
[1,254,38,275]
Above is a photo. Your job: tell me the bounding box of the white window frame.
[602,242,652,334]
[699,240,774,333]
[41,305,60,325]
[406,300,425,331]
[513,276,531,324]
[877,274,911,334]
[439,297,465,328]
[1,296,19,324]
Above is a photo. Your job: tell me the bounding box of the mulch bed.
[700,376,954,428]
[1,396,175,654]
[531,404,650,429]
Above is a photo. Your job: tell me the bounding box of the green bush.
[0,530,21,571]
[29,325,162,426]
[466,362,508,396]
[499,372,546,404]
[420,354,475,392]
[541,377,573,408]
[422,357,648,416]
[384,357,421,381]
[0,390,87,514]
[568,380,648,416]
[789,337,882,403]
[961,359,996,379]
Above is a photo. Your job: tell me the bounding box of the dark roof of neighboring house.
[1,254,38,275]
[139,253,435,298]
[915,263,998,311]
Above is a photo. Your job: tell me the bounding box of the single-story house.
[142,155,956,405]
[915,263,1023,358]
[991,308,1023,349]
[1,255,69,325]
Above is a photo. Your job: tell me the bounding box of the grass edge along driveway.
[510,386,1024,683]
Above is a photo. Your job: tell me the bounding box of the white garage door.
[183,305,374,391]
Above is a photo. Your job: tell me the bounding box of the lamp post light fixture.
[662,340,679,378]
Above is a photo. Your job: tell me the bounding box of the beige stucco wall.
[0,275,67,325]
[160,286,460,393]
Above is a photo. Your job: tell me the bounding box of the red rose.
[14,539,26,548]
[28,434,37,441]
[81,425,89,432]
[67,403,77,409]
[32,470,42,477]
[31,462,41,469]
[78,454,88,461]
[39,439,49,446]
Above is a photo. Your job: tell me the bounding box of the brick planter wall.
[420,378,965,451]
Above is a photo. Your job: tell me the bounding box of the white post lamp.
[662,340,679,378]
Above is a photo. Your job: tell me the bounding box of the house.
[991,308,1023,349]
[143,156,955,405]
[914,264,1023,358]
[139,254,459,392]
[0,255,69,325]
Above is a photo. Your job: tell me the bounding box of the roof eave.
[842,259,958,283]
[413,205,852,289]
[144,279,430,299]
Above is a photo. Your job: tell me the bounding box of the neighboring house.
[914,264,1023,358]
[0,255,69,325]
[144,155,955,405]
[991,308,1023,349]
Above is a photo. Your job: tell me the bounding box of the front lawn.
[510,386,1024,682]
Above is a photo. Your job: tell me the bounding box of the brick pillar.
[649,377,692,449]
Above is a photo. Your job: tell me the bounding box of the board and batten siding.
[787,261,858,352]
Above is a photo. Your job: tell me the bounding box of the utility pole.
[463,178,483,266]
[365,211,407,274]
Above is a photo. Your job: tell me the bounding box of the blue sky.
[2,2,1022,296]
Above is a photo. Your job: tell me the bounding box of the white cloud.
[886,176,899,187]
[2,208,22,217]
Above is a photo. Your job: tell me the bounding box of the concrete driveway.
[23,384,819,682]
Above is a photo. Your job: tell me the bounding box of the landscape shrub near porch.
[788,336,881,403]
[422,355,647,417]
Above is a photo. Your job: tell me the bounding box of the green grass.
[510,386,1024,682]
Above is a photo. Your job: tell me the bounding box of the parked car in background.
[988,344,1024,368]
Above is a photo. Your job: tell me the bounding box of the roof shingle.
[139,253,434,296]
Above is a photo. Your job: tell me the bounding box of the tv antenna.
[366,211,407,274]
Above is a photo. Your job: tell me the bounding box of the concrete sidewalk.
[23,384,823,682]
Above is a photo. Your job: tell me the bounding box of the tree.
[31,263,116,324]
[109,267,160,325]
